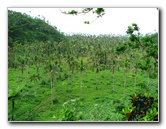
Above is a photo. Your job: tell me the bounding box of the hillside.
[8,10,65,47]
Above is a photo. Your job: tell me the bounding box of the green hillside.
[8,10,65,47]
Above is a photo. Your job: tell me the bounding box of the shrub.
[121,93,158,121]
[58,98,83,121]
[58,108,77,121]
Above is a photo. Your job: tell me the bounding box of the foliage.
[121,93,158,121]
[116,45,127,54]
[8,10,65,47]
[8,84,24,99]
[62,8,105,24]
[126,23,158,63]
[30,74,41,83]
[8,23,158,121]
[58,98,83,121]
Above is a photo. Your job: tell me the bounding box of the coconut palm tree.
[30,73,41,95]
[79,58,86,94]
[44,60,60,104]
[123,57,130,96]
[17,56,26,76]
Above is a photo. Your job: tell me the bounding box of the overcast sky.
[9,8,158,35]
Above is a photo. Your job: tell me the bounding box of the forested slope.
[8,10,65,47]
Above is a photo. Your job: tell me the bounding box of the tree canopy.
[8,10,66,47]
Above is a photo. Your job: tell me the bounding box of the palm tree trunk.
[51,77,53,104]
[112,72,114,91]
[67,71,70,92]
[147,69,150,86]
[96,72,98,90]
[11,98,15,120]
[72,73,74,83]
[17,66,20,82]
[14,54,17,68]
[124,68,126,96]
[112,65,115,91]
[34,81,37,95]
[134,68,137,91]
[80,72,82,95]
[134,75,137,90]
[26,64,29,81]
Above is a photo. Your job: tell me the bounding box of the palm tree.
[111,59,116,91]
[131,52,140,91]
[95,65,99,90]
[24,54,31,80]
[17,56,26,91]
[107,47,116,91]
[123,57,130,96]
[30,74,41,95]
[66,53,72,91]
[45,60,59,104]
[17,56,26,76]
[79,59,85,94]
[145,57,152,86]
[66,53,78,90]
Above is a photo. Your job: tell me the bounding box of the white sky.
[9,8,158,35]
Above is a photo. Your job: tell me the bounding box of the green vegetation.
[121,93,158,121]
[8,10,65,47]
[61,8,105,24]
[8,10,158,122]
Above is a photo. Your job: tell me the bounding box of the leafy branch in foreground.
[60,8,105,24]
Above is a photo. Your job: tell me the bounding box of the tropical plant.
[44,60,60,104]
[121,93,158,121]
[30,74,41,95]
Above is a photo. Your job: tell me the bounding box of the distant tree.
[126,23,158,86]
[30,74,41,95]
[66,52,78,88]
[17,56,26,75]
[110,59,116,91]
[115,41,129,95]
[126,23,158,64]
[123,58,130,95]
[79,59,86,93]
[44,60,60,104]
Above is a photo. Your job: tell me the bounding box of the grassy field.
[8,63,158,121]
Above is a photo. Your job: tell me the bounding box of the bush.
[121,93,158,121]
[58,108,77,121]
[149,72,158,79]
[58,98,83,121]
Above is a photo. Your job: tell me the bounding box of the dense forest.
[8,10,158,121]
[8,10,66,47]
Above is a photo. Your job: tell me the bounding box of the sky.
[9,8,158,36]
